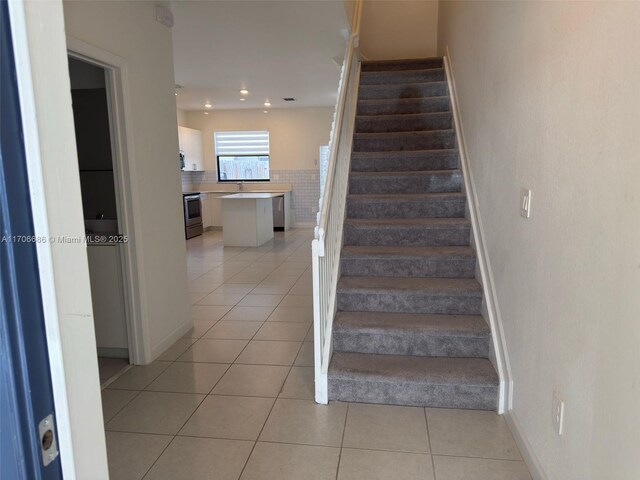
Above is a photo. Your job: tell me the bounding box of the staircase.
[327,57,499,410]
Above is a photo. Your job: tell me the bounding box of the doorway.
[67,56,132,385]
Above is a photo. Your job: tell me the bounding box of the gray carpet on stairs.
[327,57,499,411]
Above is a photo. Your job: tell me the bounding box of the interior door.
[0,2,63,478]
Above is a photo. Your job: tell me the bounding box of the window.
[214,130,270,182]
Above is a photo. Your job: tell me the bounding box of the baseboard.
[505,410,549,480]
[443,48,513,413]
[148,318,193,363]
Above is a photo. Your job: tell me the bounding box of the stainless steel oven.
[183,193,203,239]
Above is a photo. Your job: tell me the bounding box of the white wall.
[63,1,190,359]
[177,107,187,127]
[184,107,333,171]
[438,2,640,479]
[359,0,438,60]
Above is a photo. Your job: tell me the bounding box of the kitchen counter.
[182,182,292,194]
[221,193,282,200]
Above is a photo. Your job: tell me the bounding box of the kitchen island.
[220,193,281,247]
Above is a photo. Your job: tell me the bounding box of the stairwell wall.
[437,2,640,479]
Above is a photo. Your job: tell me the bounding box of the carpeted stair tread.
[328,353,498,409]
[353,130,456,152]
[334,311,489,337]
[360,68,445,85]
[345,217,469,226]
[340,246,475,278]
[351,149,459,172]
[358,82,448,101]
[337,275,482,296]
[361,57,444,72]
[349,170,462,194]
[330,352,498,385]
[357,96,450,116]
[346,192,466,219]
[356,112,453,133]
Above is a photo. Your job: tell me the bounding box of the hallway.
[100,230,531,480]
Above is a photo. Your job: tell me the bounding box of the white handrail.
[312,1,362,404]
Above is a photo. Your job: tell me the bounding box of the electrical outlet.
[552,391,565,436]
[520,188,532,218]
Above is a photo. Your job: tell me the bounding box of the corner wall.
[63,1,190,360]
[438,2,640,478]
[359,0,438,60]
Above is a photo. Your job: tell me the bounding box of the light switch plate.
[520,188,532,218]
[552,391,565,436]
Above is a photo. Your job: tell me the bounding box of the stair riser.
[340,256,475,278]
[351,152,458,172]
[358,83,448,101]
[357,98,450,116]
[344,224,471,247]
[333,332,490,357]
[349,173,462,194]
[328,380,497,410]
[362,59,444,72]
[346,197,465,218]
[337,292,482,315]
[353,131,455,152]
[360,69,445,85]
[356,113,452,134]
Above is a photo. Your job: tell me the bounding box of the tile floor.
[101,229,532,480]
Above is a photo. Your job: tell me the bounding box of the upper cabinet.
[178,126,204,171]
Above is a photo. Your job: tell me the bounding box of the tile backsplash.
[181,169,320,224]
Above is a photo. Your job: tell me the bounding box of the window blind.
[214,130,270,156]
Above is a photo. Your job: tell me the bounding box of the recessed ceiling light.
[175,92,178,96]
[203,111,209,115]
[263,110,268,114]
[204,102,212,108]
[239,98,246,102]
[264,100,271,107]
[240,89,249,95]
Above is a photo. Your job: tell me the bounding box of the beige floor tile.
[222,305,276,322]
[180,395,274,440]
[344,403,429,453]
[197,292,246,306]
[279,366,314,400]
[102,389,138,423]
[190,304,232,321]
[426,408,521,460]
[251,284,293,295]
[304,327,314,342]
[177,338,248,363]
[106,391,204,435]
[203,320,263,340]
[254,322,310,341]
[144,436,253,480]
[433,455,531,480]
[238,294,284,307]
[267,306,313,323]
[338,448,434,480]
[99,357,129,384]
[187,281,221,294]
[240,442,340,480]
[279,295,313,307]
[213,283,257,294]
[212,364,290,397]
[227,271,270,283]
[189,292,208,305]
[182,319,218,339]
[146,362,229,394]
[294,342,314,366]
[288,283,312,295]
[108,362,171,390]
[236,340,301,365]
[157,338,196,361]
[259,398,347,447]
[105,431,172,480]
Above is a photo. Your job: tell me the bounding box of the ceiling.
[171,1,349,111]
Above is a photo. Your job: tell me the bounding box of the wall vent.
[282,97,296,102]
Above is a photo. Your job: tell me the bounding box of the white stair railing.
[312,4,362,404]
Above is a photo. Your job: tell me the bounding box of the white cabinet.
[178,126,204,171]
[87,244,128,355]
[201,193,212,229]
[210,194,224,227]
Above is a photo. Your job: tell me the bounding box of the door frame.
[66,37,147,364]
